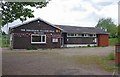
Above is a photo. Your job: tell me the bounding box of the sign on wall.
[21,29,55,33]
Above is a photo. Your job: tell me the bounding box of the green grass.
[109,38,118,46]
[67,53,116,72]
[106,52,115,60]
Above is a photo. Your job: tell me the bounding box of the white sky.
[33,0,118,27]
[2,0,119,34]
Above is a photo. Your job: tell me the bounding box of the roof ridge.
[10,18,63,31]
[55,24,95,28]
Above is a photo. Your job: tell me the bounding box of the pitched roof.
[10,18,62,31]
[9,18,108,34]
[55,25,108,34]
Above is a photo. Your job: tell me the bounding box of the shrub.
[109,38,118,46]
[1,35,10,47]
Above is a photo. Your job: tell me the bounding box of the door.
[60,37,64,47]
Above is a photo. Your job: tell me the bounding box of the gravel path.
[2,46,114,75]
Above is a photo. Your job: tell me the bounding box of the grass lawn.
[66,52,116,72]
[109,38,118,46]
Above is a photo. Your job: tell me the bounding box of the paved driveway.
[2,46,114,75]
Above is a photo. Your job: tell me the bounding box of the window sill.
[31,42,46,44]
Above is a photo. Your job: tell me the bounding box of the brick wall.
[98,34,108,47]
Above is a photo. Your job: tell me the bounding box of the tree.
[118,25,120,43]
[1,1,50,47]
[1,1,50,26]
[96,18,118,38]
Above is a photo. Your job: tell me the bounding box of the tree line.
[96,18,118,38]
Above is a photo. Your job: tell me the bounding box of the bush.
[1,35,10,47]
[109,38,118,46]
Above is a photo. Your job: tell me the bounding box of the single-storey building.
[9,18,108,49]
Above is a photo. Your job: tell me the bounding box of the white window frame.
[93,38,97,43]
[88,34,93,37]
[31,34,46,44]
[67,33,79,37]
[67,33,96,37]
[93,34,96,37]
[84,34,89,37]
[78,34,82,37]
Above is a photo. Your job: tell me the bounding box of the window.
[81,34,90,37]
[52,38,58,42]
[67,33,75,37]
[31,34,46,44]
[93,38,97,43]
[68,33,88,37]
[67,33,96,37]
[56,29,60,32]
[67,34,70,36]
[84,34,88,37]
[93,34,96,37]
[74,34,77,36]
[87,34,96,37]
[70,34,74,36]
[89,34,93,37]
[82,34,84,37]
[78,34,82,36]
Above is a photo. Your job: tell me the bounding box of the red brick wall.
[98,34,108,47]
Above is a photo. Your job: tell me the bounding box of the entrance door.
[60,38,64,47]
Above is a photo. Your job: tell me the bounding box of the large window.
[31,34,46,44]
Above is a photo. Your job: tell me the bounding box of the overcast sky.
[33,0,118,27]
[2,0,119,33]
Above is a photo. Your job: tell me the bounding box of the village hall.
[9,18,108,49]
